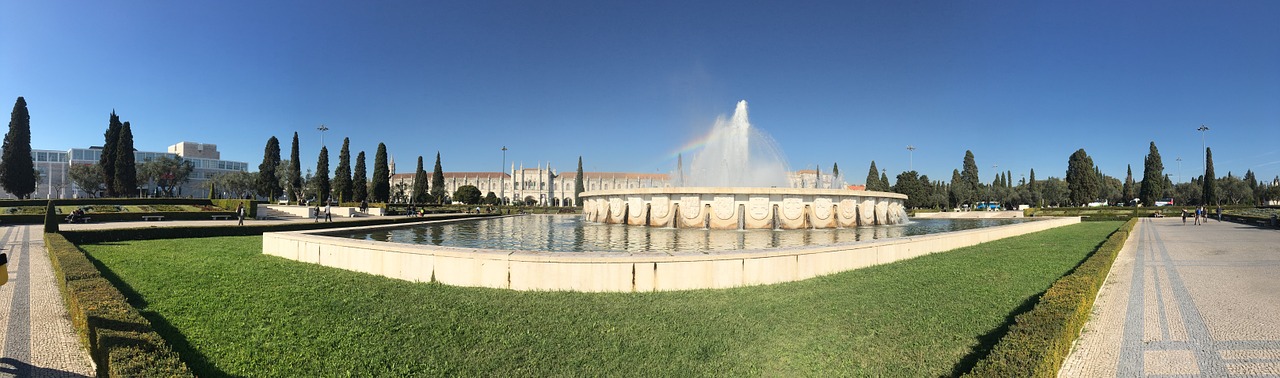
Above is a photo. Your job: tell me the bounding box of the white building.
[389,163,672,206]
[0,141,249,199]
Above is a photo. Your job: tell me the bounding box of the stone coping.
[579,187,907,199]
[263,216,1080,292]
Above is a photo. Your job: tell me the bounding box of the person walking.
[1217,204,1222,222]
[1181,208,1188,225]
[325,201,333,222]
[236,203,245,226]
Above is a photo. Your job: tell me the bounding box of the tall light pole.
[501,146,508,205]
[1197,125,1209,178]
[1176,157,1182,183]
[317,124,330,147]
[906,145,916,171]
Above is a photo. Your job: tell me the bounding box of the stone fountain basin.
[579,187,909,229]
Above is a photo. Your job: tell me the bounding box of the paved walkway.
[0,224,95,378]
[1061,218,1280,377]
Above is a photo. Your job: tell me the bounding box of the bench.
[65,217,92,224]
[141,215,165,221]
[211,215,233,220]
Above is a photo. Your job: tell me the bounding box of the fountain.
[580,101,909,229]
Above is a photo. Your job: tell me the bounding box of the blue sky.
[4,1,1278,185]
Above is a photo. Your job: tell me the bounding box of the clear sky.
[4,1,1278,185]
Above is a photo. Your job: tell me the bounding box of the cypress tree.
[1203,147,1216,205]
[352,151,367,202]
[832,162,840,181]
[333,137,352,203]
[412,156,429,204]
[257,136,282,200]
[865,161,881,191]
[1,97,37,198]
[289,132,302,202]
[1139,142,1165,207]
[574,156,585,205]
[316,146,330,204]
[100,111,122,197]
[961,150,980,204]
[372,143,389,202]
[880,171,890,189]
[430,152,445,203]
[114,121,137,197]
[1122,164,1136,203]
[1066,149,1099,206]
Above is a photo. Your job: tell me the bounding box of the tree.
[880,171,890,189]
[0,97,36,198]
[257,136,282,200]
[1203,147,1216,205]
[275,160,295,202]
[454,185,482,205]
[1139,142,1165,207]
[1122,164,1137,204]
[949,169,968,209]
[372,143,390,202]
[430,152,445,204]
[892,171,928,208]
[138,156,194,197]
[1220,173,1253,205]
[352,151,368,203]
[1027,169,1041,207]
[288,132,302,202]
[114,121,137,197]
[333,137,352,203]
[865,161,882,191]
[1041,177,1069,207]
[1065,149,1098,206]
[211,171,256,199]
[99,111,122,197]
[574,156,585,204]
[68,164,104,197]
[411,156,429,204]
[315,146,330,204]
[960,150,980,206]
[1244,170,1260,205]
[832,162,840,183]
[484,191,499,205]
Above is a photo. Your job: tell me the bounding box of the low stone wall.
[579,187,909,229]
[262,217,1080,292]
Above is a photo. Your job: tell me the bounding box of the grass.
[80,221,1120,377]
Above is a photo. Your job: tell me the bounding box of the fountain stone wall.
[581,187,908,229]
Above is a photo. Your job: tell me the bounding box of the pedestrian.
[325,201,333,222]
[1216,205,1222,222]
[236,203,245,226]
[1181,208,1187,225]
[314,203,321,222]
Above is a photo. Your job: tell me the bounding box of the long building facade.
[390,163,673,206]
[0,141,249,199]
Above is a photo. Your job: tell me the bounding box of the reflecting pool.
[331,215,1032,253]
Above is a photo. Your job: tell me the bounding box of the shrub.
[44,233,193,377]
[964,218,1137,377]
[44,200,58,233]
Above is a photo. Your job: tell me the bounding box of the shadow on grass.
[83,248,234,378]
[946,289,1045,377]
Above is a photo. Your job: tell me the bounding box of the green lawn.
[81,221,1120,377]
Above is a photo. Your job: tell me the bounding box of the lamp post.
[906,145,916,171]
[1197,125,1209,178]
[1176,157,1182,183]
[501,146,507,205]
[317,124,330,147]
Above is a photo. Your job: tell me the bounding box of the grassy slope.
[82,221,1120,377]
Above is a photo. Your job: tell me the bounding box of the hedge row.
[0,198,217,207]
[210,199,260,218]
[44,232,194,377]
[62,213,496,244]
[965,218,1137,377]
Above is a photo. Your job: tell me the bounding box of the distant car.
[1154,198,1174,206]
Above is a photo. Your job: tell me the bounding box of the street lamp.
[501,146,507,205]
[1176,157,1182,183]
[906,145,916,171]
[317,124,330,147]
[1197,125,1209,178]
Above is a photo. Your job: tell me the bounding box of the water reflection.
[334,215,1030,253]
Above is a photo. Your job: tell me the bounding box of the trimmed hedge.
[44,233,193,377]
[211,199,261,218]
[62,213,497,244]
[964,218,1137,377]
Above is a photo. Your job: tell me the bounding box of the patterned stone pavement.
[1062,218,1280,377]
[0,224,95,378]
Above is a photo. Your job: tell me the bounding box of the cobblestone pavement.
[1061,218,1280,377]
[0,224,95,378]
